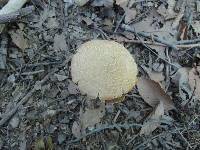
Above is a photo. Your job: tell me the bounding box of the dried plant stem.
[120,39,200,49]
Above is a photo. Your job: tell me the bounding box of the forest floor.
[1,0,200,149]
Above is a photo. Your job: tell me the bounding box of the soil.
[0,0,200,150]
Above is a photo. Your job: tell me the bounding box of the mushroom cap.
[71,40,138,101]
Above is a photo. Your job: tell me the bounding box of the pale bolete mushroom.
[71,40,138,102]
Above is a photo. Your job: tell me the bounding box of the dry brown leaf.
[124,8,137,23]
[132,8,177,58]
[140,101,164,135]
[72,121,82,138]
[80,103,105,130]
[141,65,164,83]
[68,80,80,95]
[137,78,175,111]
[115,0,128,8]
[157,0,177,19]
[54,33,68,52]
[189,66,200,100]
[9,29,29,51]
[116,0,137,24]
[191,21,200,35]
[171,67,195,106]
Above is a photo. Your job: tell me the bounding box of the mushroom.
[71,40,138,102]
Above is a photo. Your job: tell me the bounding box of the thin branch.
[120,24,178,50]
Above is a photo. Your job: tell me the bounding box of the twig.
[120,24,178,50]
[68,123,142,144]
[114,39,200,49]
[16,61,62,71]
[0,6,35,24]
[0,71,54,127]
[16,69,45,76]
[174,125,193,149]
[114,13,125,33]
[176,39,200,44]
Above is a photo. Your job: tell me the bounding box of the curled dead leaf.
[137,78,175,111]
[189,66,200,100]
[140,101,164,135]
[72,121,82,138]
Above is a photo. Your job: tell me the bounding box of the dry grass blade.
[137,78,175,111]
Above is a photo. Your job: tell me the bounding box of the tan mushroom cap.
[71,40,138,101]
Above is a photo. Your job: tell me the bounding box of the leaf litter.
[1,0,200,149]
[137,78,175,111]
[140,101,164,135]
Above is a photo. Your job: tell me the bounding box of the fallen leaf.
[132,8,177,58]
[80,103,105,130]
[137,78,175,111]
[72,121,82,138]
[140,101,164,135]
[141,65,164,83]
[189,66,200,100]
[157,0,177,19]
[68,80,80,95]
[191,21,200,35]
[172,67,195,106]
[54,33,68,52]
[115,0,128,8]
[124,8,137,23]
[9,29,29,51]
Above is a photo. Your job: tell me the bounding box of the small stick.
[0,6,35,24]
[16,69,45,76]
[0,71,54,127]
[121,24,178,50]
[176,39,200,44]
[114,39,200,49]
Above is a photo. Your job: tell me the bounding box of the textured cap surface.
[71,40,138,101]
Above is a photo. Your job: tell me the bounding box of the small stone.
[9,116,20,128]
